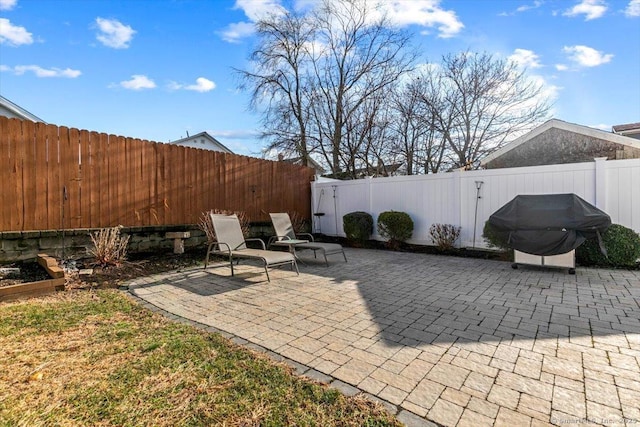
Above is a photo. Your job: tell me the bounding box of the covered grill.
[488,193,611,272]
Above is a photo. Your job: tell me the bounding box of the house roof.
[324,162,403,179]
[170,131,233,153]
[481,119,640,166]
[0,95,46,123]
[280,156,326,174]
[612,122,640,133]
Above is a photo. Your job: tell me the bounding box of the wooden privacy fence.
[0,117,315,232]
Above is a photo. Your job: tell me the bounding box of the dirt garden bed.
[0,255,66,301]
[0,248,209,301]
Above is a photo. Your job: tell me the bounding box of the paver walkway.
[128,248,640,427]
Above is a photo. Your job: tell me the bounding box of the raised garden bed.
[0,254,65,302]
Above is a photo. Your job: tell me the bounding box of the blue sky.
[1,0,639,157]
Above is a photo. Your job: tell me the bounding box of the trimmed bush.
[577,224,640,268]
[482,220,510,251]
[429,223,461,251]
[377,211,413,250]
[343,211,373,244]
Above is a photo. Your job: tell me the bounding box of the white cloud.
[555,64,569,71]
[220,0,286,42]
[169,77,217,92]
[10,65,81,78]
[508,49,542,69]
[0,18,33,46]
[118,75,156,90]
[0,0,17,11]
[516,1,544,12]
[377,0,464,38]
[563,45,613,67]
[563,0,607,20]
[220,21,255,43]
[185,77,216,92]
[222,0,464,42]
[293,0,317,12]
[95,17,135,49]
[499,1,544,16]
[589,123,611,131]
[212,129,261,139]
[531,74,560,106]
[234,0,286,21]
[625,0,640,16]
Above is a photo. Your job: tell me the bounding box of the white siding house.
[0,95,45,122]
[170,132,233,153]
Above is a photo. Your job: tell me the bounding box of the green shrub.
[429,223,461,251]
[577,224,640,268]
[377,211,413,250]
[343,211,373,244]
[482,220,510,251]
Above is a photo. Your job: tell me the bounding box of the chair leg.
[204,243,213,268]
[229,255,235,276]
[264,264,270,282]
[342,250,348,263]
[292,260,299,275]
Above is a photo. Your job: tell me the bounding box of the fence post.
[367,176,373,214]
[452,169,462,241]
[594,157,607,210]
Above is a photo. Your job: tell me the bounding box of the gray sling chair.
[268,212,347,266]
[205,213,298,282]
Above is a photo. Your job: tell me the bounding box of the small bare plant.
[199,209,250,242]
[89,226,130,267]
[288,211,309,234]
[429,223,461,251]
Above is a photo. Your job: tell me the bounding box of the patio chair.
[205,213,298,282]
[268,212,347,266]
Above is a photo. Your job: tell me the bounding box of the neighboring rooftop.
[0,95,46,123]
[278,154,326,175]
[169,131,233,154]
[612,122,640,140]
[481,118,640,169]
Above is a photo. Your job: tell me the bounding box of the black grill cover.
[488,194,611,256]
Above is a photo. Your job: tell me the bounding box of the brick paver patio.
[128,248,640,426]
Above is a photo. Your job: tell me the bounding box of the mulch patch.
[0,261,51,288]
[68,247,209,289]
[0,247,209,291]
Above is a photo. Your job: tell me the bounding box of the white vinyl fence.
[311,157,640,249]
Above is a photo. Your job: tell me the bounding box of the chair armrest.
[268,235,293,244]
[298,233,315,242]
[244,238,266,250]
[208,241,231,255]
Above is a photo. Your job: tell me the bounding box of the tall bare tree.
[238,0,414,174]
[238,4,550,178]
[418,51,552,170]
[309,0,415,175]
[388,74,448,175]
[236,10,316,166]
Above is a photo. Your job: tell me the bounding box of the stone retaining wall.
[0,222,278,263]
[0,226,205,262]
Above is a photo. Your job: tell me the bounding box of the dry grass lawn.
[0,290,400,427]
